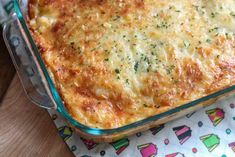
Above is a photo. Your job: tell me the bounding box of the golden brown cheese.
[28,0,235,129]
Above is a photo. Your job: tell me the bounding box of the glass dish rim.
[13,0,235,136]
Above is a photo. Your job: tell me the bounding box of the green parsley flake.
[115,69,120,74]
[143,104,148,107]
[206,39,211,43]
[183,41,190,48]
[230,12,235,17]
[134,62,139,72]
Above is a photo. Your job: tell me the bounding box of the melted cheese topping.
[28,0,235,129]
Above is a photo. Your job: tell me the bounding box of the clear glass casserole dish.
[2,0,235,142]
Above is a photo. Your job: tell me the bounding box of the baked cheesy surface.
[28,0,235,129]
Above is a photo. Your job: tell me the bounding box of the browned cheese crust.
[28,0,235,128]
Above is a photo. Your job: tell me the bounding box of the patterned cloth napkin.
[48,96,235,157]
[1,1,235,156]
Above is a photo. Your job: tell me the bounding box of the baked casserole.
[28,0,235,129]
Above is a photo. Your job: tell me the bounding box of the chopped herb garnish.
[193,5,199,11]
[230,12,235,17]
[206,39,211,43]
[140,53,144,60]
[134,62,139,72]
[91,48,96,52]
[104,58,109,61]
[143,56,148,61]
[209,27,219,33]
[166,65,175,75]
[104,50,109,53]
[211,12,216,18]
[113,15,120,21]
[225,32,229,38]
[150,44,157,48]
[143,104,148,107]
[183,41,190,48]
[155,105,160,108]
[115,69,120,74]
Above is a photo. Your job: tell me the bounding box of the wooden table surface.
[0,29,15,102]
[0,75,74,157]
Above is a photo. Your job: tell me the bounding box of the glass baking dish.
[2,0,235,142]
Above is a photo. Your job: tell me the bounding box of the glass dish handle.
[2,15,55,109]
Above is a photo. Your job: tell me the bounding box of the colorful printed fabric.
[172,125,192,145]
[48,96,235,157]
